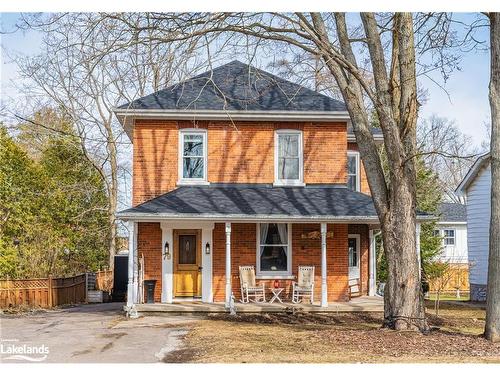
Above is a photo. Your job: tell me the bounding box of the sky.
[0,12,492,148]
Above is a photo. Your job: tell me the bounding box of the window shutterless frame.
[177,129,208,185]
[443,229,456,246]
[347,151,360,192]
[274,130,304,186]
[255,223,293,277]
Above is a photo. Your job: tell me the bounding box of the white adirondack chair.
[239,265,266,303]
[292,266,315,304]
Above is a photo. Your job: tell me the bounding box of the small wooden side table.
[269,287,284,303]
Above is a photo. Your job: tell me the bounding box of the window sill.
[176,180,210,186]
[256,275,295,280]
[273,182,305,187]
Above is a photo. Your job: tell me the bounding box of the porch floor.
[134,295,383,314]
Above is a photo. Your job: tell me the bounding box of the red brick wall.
[133,120,179,205]
[212,223,350,303]
[137,222,162,302]
[347,142,370,195]
[348,224,370,294]
[132,120,349,204]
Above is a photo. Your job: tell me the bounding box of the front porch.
[133,295,383,314]
[118,184,425,311]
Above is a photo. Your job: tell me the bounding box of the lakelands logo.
[0,339,49,362]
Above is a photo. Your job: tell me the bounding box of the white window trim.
[347,151,361,192]
[256,223,293,277]
[274,130,304,186]
[348,234,361,269]
[443,228,456,247]
[177,128,209,185]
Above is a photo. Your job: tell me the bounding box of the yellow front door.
[173,230,202,297]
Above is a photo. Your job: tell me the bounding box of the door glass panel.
[348,238,358,268]
[179,235,197,265]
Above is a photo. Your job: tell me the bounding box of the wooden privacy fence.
[428,263,470,293]
[0,274,86,309]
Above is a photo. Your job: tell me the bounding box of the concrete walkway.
[0,303,199,363]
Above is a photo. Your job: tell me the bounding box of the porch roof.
[118,183,431,223]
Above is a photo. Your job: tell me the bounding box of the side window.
[347,151,360,191]
[443,229,455,246]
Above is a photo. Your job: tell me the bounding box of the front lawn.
[165,301,500,363]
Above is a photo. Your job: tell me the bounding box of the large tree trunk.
[382,180,428,331]
[485,12,500,342]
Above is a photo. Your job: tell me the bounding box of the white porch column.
[160,223,174,303]
[127,221,136,307]
[416,222,422,280]
[320,223,328,307]
[132,222,139,304]
[225,222,232,308]
[368,229,377,296]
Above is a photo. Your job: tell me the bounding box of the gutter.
[117,212,434,223]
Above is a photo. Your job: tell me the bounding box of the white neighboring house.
[436,202,468,264]
[456,153,491,302]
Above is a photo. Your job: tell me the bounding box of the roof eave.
[112,108,383,143]
[455,153,490,196]
[117,212,433,223]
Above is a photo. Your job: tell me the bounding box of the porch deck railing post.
[127,221,135,307]
[320,223,328,307]
[225,222,232,308]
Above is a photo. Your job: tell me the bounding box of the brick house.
[115,60,424,309]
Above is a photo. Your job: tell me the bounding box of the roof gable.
[119,60,347,112]
[455,153,490,196]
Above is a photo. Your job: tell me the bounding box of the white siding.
[436,224,468,263]
[466,163,491,285]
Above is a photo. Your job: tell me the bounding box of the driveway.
[0,303,200,363]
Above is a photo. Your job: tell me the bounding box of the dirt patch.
[163,347,198,363]
[183,303,500,363]
[208,311,381,327]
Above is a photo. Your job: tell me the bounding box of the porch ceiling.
[118,183,432,222]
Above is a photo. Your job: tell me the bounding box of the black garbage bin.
[144,280,157,304]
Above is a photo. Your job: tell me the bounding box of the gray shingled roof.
[119,60,347,112]
[118,184,379,220]
[438,202,467,222]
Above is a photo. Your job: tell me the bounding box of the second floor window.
[347,151,360,191]
[275,130,303,185]
[179,130,207,182]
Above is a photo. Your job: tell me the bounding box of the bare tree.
[10,13,207,268]
[485,12,500,343]
[417,115,480,202]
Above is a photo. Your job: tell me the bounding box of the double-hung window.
[275,130,303,186]
[347,151,360,191]
[178,130,207,184]
[257,223,291,276]
[443,229,455,246]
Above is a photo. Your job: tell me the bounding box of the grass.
[426,292,470,301]
[165,301,500,363]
